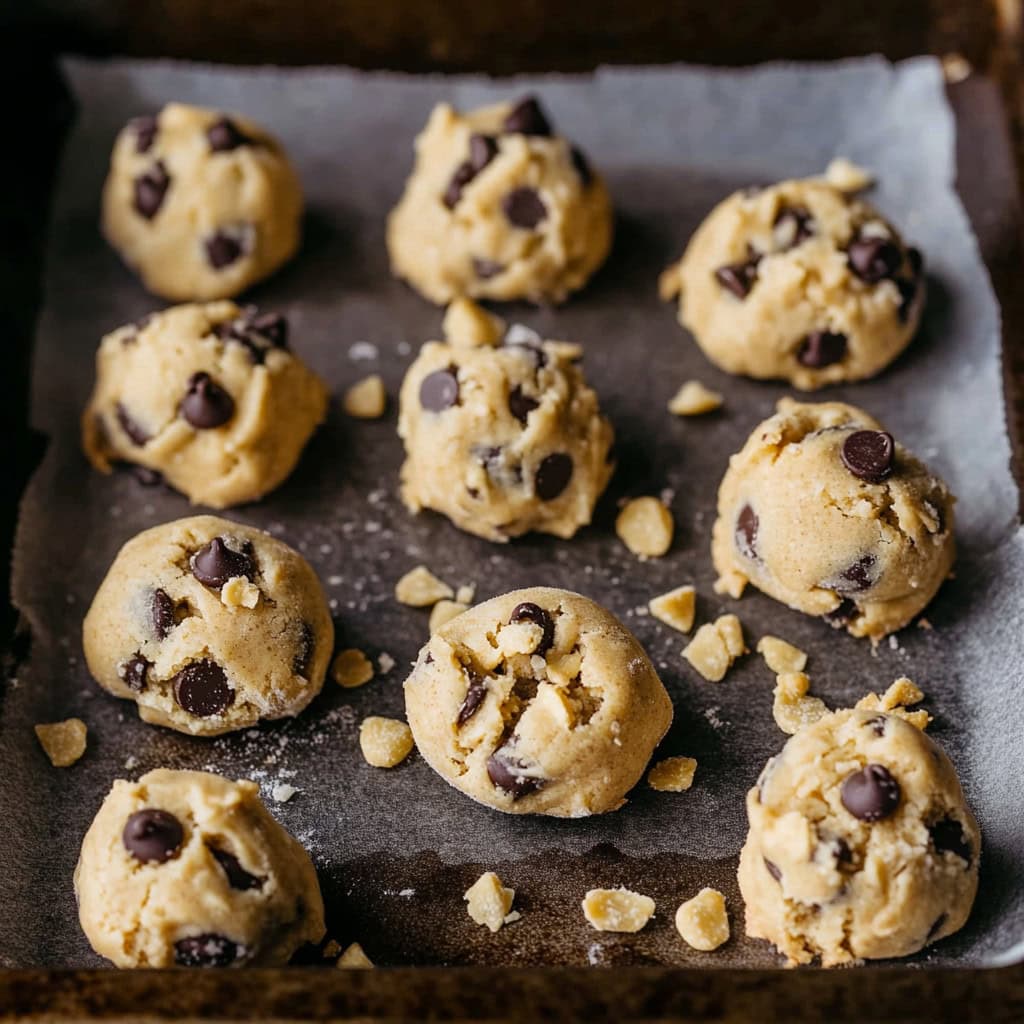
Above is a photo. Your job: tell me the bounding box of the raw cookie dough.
[738,708,979,966]
[712,399,955,640]
[387,95,612,304]
[403,587,672,817]
[102,102,303,300]
[398,301,614,542]
[660,175,924,390]
[82,301,328,509]
[75,768,324,967]
[82,516,333,737]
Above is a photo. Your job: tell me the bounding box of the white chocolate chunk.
[675,888,730,951]
[756,635,807,674]
[220,575,260,609]
[395,565,454,606]
[359,716,414,767]
[616,497,674,558]
[582,888,655,933]
[683,614,747,682]
[649,585,696,633]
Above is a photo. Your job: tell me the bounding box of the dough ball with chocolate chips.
[660,174,925,390]
[403,587,673,817]
[738,708,979,966]
[711,399,954,641]
[397,300,615,542]
[75,768,325,968]
[82,516,333,737]
[387,95,612,304]
[82,301,328,509]
[102,103,303,300]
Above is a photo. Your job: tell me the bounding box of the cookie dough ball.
[660,175,924,390]
[712,399,954,640]
[404,587,672,817]
[75,769,325,967]
[738,709,979,966]
[102,102,302,300]
[83,515,333,737]
[82,301,328,509]
[398,300,614,542]
[387,95,612,304]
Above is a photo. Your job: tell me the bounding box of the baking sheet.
[2,55,1022,969]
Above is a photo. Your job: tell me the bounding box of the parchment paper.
[3,55,1022,968]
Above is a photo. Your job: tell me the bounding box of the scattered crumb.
[322,940,342,959]
[34,718,87,767]
[773,672,829,735]
[272,783,298,803]
[683,614,746,682]
[455,583,476,605]
[616,497,674,558]
[337,942,374,969]
[675,889,730,951]
[647,756,697,792]
[582,888,656,933]
[756,636,807,675]
[332,649,375,689]
[221,575,260,609]
[713,565,747,600]
[377,652,396,674]
[443,297,505,348]
[429,599,469,633]
[668,380,723,416]
[359,716,414,768]
[343,374,387,419]
[395,565,454,607]
[648,585,696,634]
[464,871,516,933]
[855,677,931,730]
[917,618,933,631]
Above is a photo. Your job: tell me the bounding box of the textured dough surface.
[82,301,328,509]
[82,516,333,736]
[403,587,673,817]
[387,97,612,304]
[661,176,924,390]
[75,769,324,967]
[102,102,303,300]
[738,709,979,966]
[711,399,955,640]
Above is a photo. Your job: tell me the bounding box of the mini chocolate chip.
[133,161,170,220]
[469,133,498,171]
[502,96,552,136]
[764,857,782,882]
[131,465,164,487]
[443,161,476,209]
[509,602,555,655]
[486,746,544,799]
[123,809,184,863]
[425,652,434,665]
[419,367,459,411]
[173,660,234,717]
[174,934,240,967]
[473,257,505,279]
[714,255,760,299]
[841,430,895,483]
[502,187,547,229]
[293,622,315,677]
[205,230,246,269]
[151,588,176,639]
[116,404,150,446]
[121,653,151,692]
[797,330,847,368]
[825,598,857,626]
[457,678,487,726]
[865,714,887,737]
[773,205,815,248]
[208,845,264,890]
[570,146,592,187]
[181,372,235,429]
[735,504,759,561]
[840,763,901,822]
[207,116,252,152]
[191,537,255,588]
[508,385,539,425]
[847,234,902,283]
[535,452,573,501]
[927,913,948,941]
[837,554,877,594]
[130,115,158,154]
[930,818,972,864]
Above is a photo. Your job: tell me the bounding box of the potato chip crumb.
[34,718,87,767]
[713,565,747,600]
[675,888,729,951]
[337,942,374,969]
[359,716,414,768]
[455,583,476,605]
[649,585,696,633]
[824,157,873,192]
[683,614,746,682]
[442,297,505,348]
[343,374,387,419]
[429,599,469,634]
[773,672,829,734]
[395,565,453,606]
[464,871,516,932]
[332,648,374,688]
[648,756,697,792]
[220,575,260,609]
[322,940,342,959]
[582,888,655,933]
[616,497,674,558]
[756,635,807,674]
[668,380,723,416]
[856,677,931,730]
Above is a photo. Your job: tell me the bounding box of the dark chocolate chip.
[151,588,176,639]
[907,246,924,277]
[419,367,459,412]
[131,465,164,487]
[865,714,887,737]
[174,934,240,967]
[502,96,552,136]
[473,257,505,280]
[797,330,847,368]
[773,205,815,248]
[714,255,760,299]
[246,311,288,349]
[133,161,170,220]
[509,601,555,656]
[469,133,498,171]
[207,116,252,152]
[930,818,972,864]
[927,913,948,941]
[205,229,247,269]
[457,678,488,726]
[735,503,759,561]
[208,845,264,890]
[191,537,256,589]
[116,404,150,446]
[847,233,902,283]
[832,837,853,866]
[181,372,235,429]
[443,160,476,209]
[840,763,901,822]
[122,809,184,864]
[508,385,539,425]
[486,746,544,799]
[841,430,895,483]
[130,115,158,154]
[293,622,316,677]
[121,653,151,692]
[173,660,234,717]
[570,146,592,187]
[764,857,782,882]
[896,278,919,323]
[534,452,573,501]
[825,598,857,626]
[213,310,288,363]
[502,187,547,229]
[837,554,877,594]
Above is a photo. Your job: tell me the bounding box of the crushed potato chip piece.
[668,380,723,416]
[756,636,807,674]
[647,756,697,792]
[429,599,469,634]
[856,677,931,730]
[675,888,730,951]
[456,583,476,605]
[343,375,387,419]
[395,565,453,606]
[442,297,505,348]
[332,648,374,688]
[582,888,656,933]
[337,942,374,969]
[34,718,87,767]
[616,497,674,558]
[221,575,260,609]
[464,871,516,933]
[824,156,873,192]
[648,585,696,634]
[773,672,829,735]
[359,716,414,768]
[683,614,746,682]
[713,566,747,600]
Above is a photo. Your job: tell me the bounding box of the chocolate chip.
[837,554,877,594]
[205,229,246,269]
[508,385,539,425]
[502,187,547,230]
[174,934,240,967]
[469,133,498,171]
[534,452,573,501]
[502,96,552,136]
[122,809,184,863]
[208,845,264,890]
[133,161,170,220]
[443,161,476,209]
[419,367,459,411]
[486,746,543,799]
[130,115,158,154]
[570,146,592,187]
[847,233,902,283]
[832,837,853,867]
[173,660,234,717]
[207,116,252,152]
[214,310,288,363]
[930,818,972,864]
[865,714,887,737]
[841,430,895,483]
[773,205,815,249]
[121,654,151,692]
[735,504,759,561]
[797,330,847,368]
[763,857,782,882]
[509,602,555,656]
[825,598,857,626]
[181,373,235,429]
[247,311,288,349]
[190,537,255,588]
[927,913,948,941]
[714,254,760,299]
[293,622,316,677]
[151,588,176,639]
[907,247,924,277]
[457,678,487,726]
[116,404,150,446]
[131,465,164,487]
[473,257,505,279]
[840,763,901,822]
[896,277,919,323]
